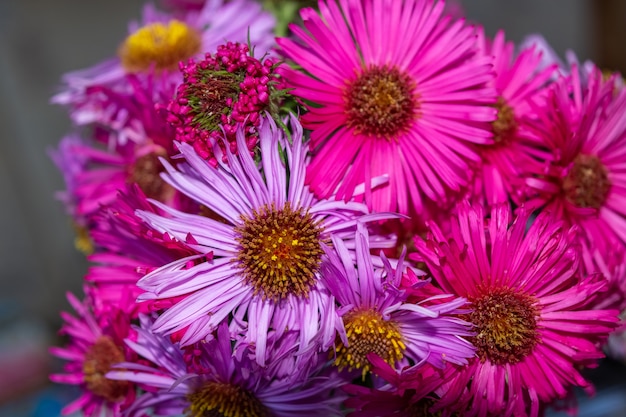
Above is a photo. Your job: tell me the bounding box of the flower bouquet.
[49,1,626,416]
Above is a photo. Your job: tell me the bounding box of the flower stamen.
[562,154,611,209]
[83,336,129,402]
[469,288,539,365]
[334,309,405,378]
[235,202,324,301]
[119,20,202,72]
[187,382,268,417]
[344,65,418,140]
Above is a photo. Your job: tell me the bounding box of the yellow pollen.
[119,20,202,72]
[562,154,611,209]
[334,309,405,379]
[469,287,539,365]
[187,381,268,417]
[234,202,325,301]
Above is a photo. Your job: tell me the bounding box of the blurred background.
[0,0,625,416]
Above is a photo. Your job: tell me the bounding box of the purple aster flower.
[107,317,345,417]
[135,115,397,364]
[321,223,474,378]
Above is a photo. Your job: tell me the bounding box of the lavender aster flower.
[107,318,345,417]
[136,115,396,364]
[321,223,474,378]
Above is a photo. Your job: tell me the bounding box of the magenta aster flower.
[51,128,186,223]
[524,65,626,297]
[50,293,137,417]
[472,28,555,206]
[52,0,275,122]
[277,0,497,215]
[136,115,396,364]
[166,42,283,167]
[343,354,456,417]
[85,184,203,317]
[108,318,345,417]
[411,202,619,417]
[321,223,474,377]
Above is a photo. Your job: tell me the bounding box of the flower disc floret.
[470,287,539,365]
[491,96,518,144]
[119,20,202,72]
[187,381,268,417]
[234,202,324,301]
[334,308,405,378]
[167,42,281,167]
[83,335,130,402]
[344,65,418,139]
[562,154,611,209]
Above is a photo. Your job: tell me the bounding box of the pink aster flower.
[166,42,283,167]
[411,202,619,417]
[50,292,137,417]
[51,128,186,224]
[321,223,474,377]
[135,115,397,364]
[524,65,626,300]
[52,0,275,124]
[107,318,345,417]
[277,0,497,216]
[472,28,556,206]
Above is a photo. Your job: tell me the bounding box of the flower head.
[321,223,474,377]
[136,115,396,364]
[50,293,136,417]
[107,317,345,417]
[472,29,556,206]
[52,0,275,123]
[411,202,619,416]
[524,65,626,305]
[277,0,496,215]
[166,42,284,167]
[85,184,202,317]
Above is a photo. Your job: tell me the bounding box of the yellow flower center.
[344,65,418,140]
[469,288,539,365]
[562,154,611,209]
[334,309,405,378]
[187,382,268,417]
[234,202,324,301]
[119,20,202,72]
[83,336,129,402]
